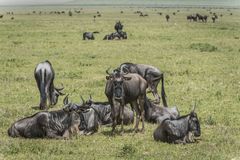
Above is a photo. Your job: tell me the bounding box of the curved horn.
[80,96,85,105]
[63,94,69,105]
[106,67,112,75]
[55,84,64,91]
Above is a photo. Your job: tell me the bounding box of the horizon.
[0,0,240,7]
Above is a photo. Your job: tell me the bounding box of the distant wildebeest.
[103,32,120,40]
[68,11,73,16]
[196,14,208,22]
[212,16,216,23]
[119,62,167,106]
[0,15,4,18]
[34,60,64,110]
[173,12,176,15]
[165,15,170,22]
[85,95,134,125]
[11,17,14,20]
[144,97,179,124]
[97,14,101,17]
[62,96,99,135]
[105,69,147,133]
[153,107,201,144]
[8,102,83,138]
[83,31,99,40]
[114,21,123,32]
[120,11,124,14]
[158,12,162,15]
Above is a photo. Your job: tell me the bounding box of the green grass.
[0,6,240,160]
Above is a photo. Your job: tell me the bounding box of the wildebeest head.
[188,106,201,137]
[106,68,131,100]
[62,95,90,112]
[114,21,123,32]
[51,86,65,105]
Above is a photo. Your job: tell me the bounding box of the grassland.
[0,5,240,160]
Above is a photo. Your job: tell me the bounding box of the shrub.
[190,43,217,52]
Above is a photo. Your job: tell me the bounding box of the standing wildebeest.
[114,21,123,32]
[105,69,147,133]
[119,62,167,106]
[144,97,179,124]
[165,15,170,22]
[86,95,134,125]
[34,60,64,110]
[8,103,82,138]
[83,31,99,40]
[153,107,201,144]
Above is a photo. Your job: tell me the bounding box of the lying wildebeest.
[34,60,64,110]
[85,95,134,125]
[114,21,123,32]
[119,62,167,106]
[144,97,179,124]
[105,69,147,133]
[103,32,125,40]
[153,107,201,144]
[62,95,99,135]
[83,31,99,40]
[8,101,83,139]
[165,15,170,22]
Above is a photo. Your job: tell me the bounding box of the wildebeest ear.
[63,94,69,105]
[123,76,132,81]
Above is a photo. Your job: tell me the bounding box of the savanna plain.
[0,5,240,160]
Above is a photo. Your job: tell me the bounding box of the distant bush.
[190,43,217,52]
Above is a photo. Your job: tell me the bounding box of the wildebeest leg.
[40,70,47,110]
[139,96,145,132]
[46,130,63,139]
[120,103,124,134]
[132,101,140,132]
[111,100,118,133]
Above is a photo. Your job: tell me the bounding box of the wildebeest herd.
[83,21,127,40]
[8,60,201,144]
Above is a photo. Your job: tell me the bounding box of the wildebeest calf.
[83,31,99,40]
[153,108,201,144]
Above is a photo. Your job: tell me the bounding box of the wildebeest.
[0,15,3,18]
[34,60,64,110]
[165,15,170,22]
[62,95,99,135]
[8,105,82,139]
[153,107,201,144]
[114,21,123,32]
[103,32,125,40]
[85,95,134,125]
[144,97,179,124]
[83,31,99,40]
[105,69,147,133]
[119,62,167,106]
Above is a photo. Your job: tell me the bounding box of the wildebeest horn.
[63,94,69,105]
[55,84,64,91]
[106,67,112,75]
[80,96,85,105]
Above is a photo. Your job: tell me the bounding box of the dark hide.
[144,97,179,124]
[34,60,64,110]
[165,15,170,21]
[114,21,123,32]
[153,111,201,144]
[105,70,147,133]
[83,32,99,40]
[119,62,167,106]
[8,110,81,139]
[86,97,134,125]
[62,96,99,135]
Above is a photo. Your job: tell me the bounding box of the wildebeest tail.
[93,31,99,34]
[161,74,168,107]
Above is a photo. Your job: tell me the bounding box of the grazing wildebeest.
[114,21,123,32]
[144,97,179,124]
[153,107,201,144]
[62,95,99,135]
[34,60,64,110]
[165,15,170,22]
[105,69,147,133]
[8,102,82,139]
[119,62,167,106]
[83,31,99,40]
[85,95,134,125]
